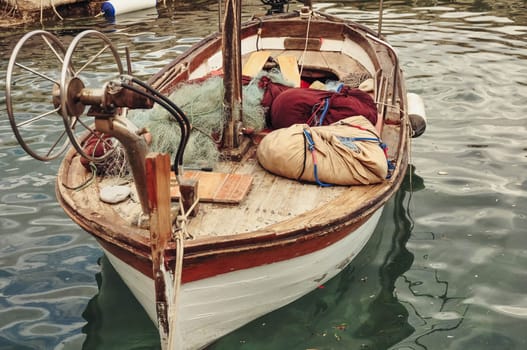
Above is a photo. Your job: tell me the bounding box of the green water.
[1,1,526,349]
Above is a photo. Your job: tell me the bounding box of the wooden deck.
[61,141,386,241]
[242,49,371,82]
[59,48,394,241]
[181,149,347,236]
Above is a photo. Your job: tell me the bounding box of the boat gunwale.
[55,9,409,280]
[149,11,382,94]
[54,141,409,276]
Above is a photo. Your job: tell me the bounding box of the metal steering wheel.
[5,30,70,161]
[59,30,124,162]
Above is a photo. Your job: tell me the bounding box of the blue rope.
[303,128,315,150]
[338,136,380,143]
[303,129,332,187]
[317,98,330,126]
[336,136,395,179]
[303,127,396,184]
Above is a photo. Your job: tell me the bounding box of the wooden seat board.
[242,50,271,77]
[320,51,370,77]
[276,55,301,87]
[171,171,253,204]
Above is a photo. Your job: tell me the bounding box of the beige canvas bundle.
[257,116,388,185]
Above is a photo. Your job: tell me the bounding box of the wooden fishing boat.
[5,0,426,349]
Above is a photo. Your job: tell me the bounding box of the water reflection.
[354,166,422,349]
[81,256,160,350]
[1,1,527,349]
[204,166,420,349]
[79,166,423,349]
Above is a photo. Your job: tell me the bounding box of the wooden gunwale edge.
[56,154,406,260]
[54,11,410,282]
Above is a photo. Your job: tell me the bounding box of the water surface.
[1,1,526,349]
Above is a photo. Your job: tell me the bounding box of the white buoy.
[101,0,157,17]
[407,92,427,138]
[105,7,159,26]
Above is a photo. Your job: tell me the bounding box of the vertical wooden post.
[178,178,199,217]
[146,153,173,350]
[377,0,384,37]
[222,0,242,148]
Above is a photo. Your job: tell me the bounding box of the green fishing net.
[127,69,291,169]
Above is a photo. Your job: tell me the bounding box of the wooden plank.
[320,51,369,78]
[284,37,321,51]
[258,20,345,40]
[145,153,173,349]
[171,171,253,204]
[214,173,252,203]
[277,50,329,73]
[276,55,301,87]
[178,178,199,216]
[242,50,270,77]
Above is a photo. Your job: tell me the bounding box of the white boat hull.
[104,207,383,349]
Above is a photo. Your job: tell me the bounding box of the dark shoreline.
[0,0,104,27]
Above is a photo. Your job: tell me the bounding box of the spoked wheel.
[60,30,124,162]
[5,30,70,161]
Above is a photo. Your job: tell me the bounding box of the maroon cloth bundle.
[258,76,377,129]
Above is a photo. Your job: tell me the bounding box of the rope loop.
[175,196,199,240]
[62,162,97,191]
[302,128,332,187]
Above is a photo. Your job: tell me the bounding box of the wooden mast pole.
[222,0,242,149]
[377,0,384,37]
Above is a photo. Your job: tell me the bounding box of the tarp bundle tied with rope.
[257,116,388,186]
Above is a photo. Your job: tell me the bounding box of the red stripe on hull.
[96,215,368,284]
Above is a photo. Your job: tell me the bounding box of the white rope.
[50,0,63,20]
[177,196,199,240]
[406,104,414,200]
[376,101,402,111]
[165,195,198,348]
[167,228,184,349]
[39,0,63,23]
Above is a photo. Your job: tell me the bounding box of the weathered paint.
[52,10,410,350]
[104,208,383,350]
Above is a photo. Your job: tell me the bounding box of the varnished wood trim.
[284,37,322,50]
[93,211,372,284]
[55,10,411,289]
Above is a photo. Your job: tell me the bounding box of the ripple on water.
[463,286,527,320]
[29,216,77,227]
[465,15,514,24]
[1,2,527,350]
[0,306,48,330]
[439,11,485,19]
[0,238,100,347]
[0,174,56,190]
[0,217,20,230]
[0,204,38,216]
[2,192,52,204]
[132,33,175,43]
[490,25,527,35]
[432,311,464,320]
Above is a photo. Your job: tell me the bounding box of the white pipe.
[101,0,157,17]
